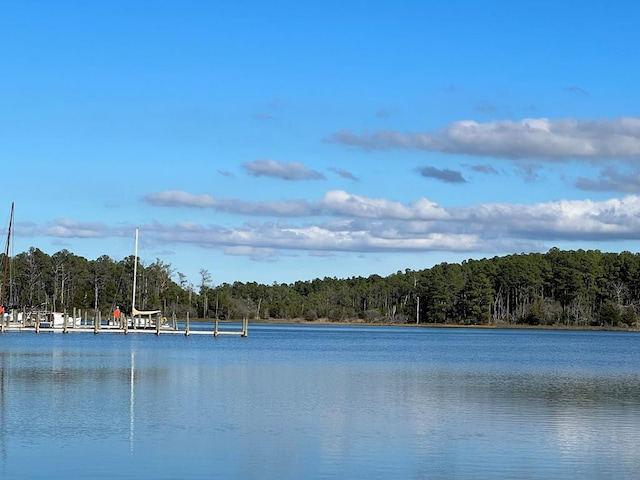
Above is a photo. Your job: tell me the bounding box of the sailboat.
[0,202,14,326]
[130,228,163,328]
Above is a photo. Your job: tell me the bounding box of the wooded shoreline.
[194,317,640,332]
[3,247,640,329]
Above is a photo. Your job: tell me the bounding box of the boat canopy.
[132,307,161,316]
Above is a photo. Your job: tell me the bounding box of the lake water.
[0,324,639,479]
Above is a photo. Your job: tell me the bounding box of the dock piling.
[241,317,248,337]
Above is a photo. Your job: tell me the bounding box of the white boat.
[39,312,82,328]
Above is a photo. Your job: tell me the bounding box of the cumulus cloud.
[141,188,640,247]
[40,219,112,238]
[39,189,640,262]
[325,117,640,161]
[243,159,326,180]
[144,189,451,221]
[450,196,640,241]
[318,190,450,220]
[417,166,467,183]
[143,220,487,254]
[132,194,640,256]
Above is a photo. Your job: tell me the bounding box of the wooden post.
[214,317,218,337]
[185,312,190,336]
[156,314,160,336]
[63,312,68,334]
[94,311,99,334]
[241,317,248,337]
[35,315,40,333]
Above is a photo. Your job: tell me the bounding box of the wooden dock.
[0,315,249,337]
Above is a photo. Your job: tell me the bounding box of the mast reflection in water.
[0,326,639,479]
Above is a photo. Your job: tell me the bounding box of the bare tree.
[200,269,212,318]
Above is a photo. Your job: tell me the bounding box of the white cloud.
[318,190,450,220]
[452,196,640,240]
[242,159,326,180]
[143,189,451,220]
[35,191,640,261]
[144,190,312,217]
[145,191,217,208]
[325,117,640,161]
[40,219,112,238]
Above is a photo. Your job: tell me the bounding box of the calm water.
[0,324,639,479]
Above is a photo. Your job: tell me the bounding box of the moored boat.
[38,312,82,329]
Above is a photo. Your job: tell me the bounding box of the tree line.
[2,247,639,327]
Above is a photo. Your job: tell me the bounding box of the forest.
[1,247,639,328]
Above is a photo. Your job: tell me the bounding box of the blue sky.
[3,0,640,287]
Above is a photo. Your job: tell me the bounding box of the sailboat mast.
[1,202,14,308]
[132,228,139,312]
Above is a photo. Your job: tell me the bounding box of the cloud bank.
[38,190,640,260]
[325,117,640,161]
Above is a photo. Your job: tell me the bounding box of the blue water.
[1,325,639,479]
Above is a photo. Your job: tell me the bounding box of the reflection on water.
[0,327,639,479]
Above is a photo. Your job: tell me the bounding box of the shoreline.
[190,317,639,332]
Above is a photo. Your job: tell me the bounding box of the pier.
[0,310,249,337]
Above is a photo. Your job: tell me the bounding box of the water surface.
[1,325,639,479]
